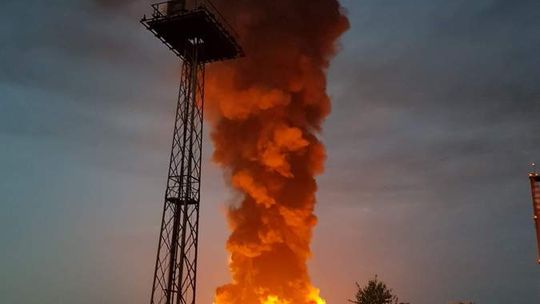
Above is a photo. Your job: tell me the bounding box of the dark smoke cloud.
[91,0,136,7]
[203,1,349,303]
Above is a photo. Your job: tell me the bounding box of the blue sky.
[1,0,539,303]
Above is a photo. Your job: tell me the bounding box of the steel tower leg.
[150,39,205,304]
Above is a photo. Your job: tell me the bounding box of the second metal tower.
[141,1,242,303]
[529,166,540,264]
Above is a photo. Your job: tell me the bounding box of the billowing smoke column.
[206,1,349,303]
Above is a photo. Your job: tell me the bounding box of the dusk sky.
[1,0,539,303]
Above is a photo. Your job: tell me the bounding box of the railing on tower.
[146,0,241,41]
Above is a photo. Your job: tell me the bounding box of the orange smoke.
[206,1,349,303]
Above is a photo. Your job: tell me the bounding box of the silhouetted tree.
[350,276,408,304]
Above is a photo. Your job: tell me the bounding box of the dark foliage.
[350,276,408,304]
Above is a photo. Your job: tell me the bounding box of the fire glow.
[206,1,349,303]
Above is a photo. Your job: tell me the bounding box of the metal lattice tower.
[141,1,242,303]
[529,164,540,264]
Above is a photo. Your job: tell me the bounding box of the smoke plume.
[206,1,349,303]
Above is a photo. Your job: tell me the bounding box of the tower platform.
[141,0,243,63]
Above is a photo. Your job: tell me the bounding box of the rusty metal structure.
[529,164,540,264]
[141,1,242,303]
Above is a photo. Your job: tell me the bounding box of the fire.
[263,295,290,304]
[308,287,327,304]
[263,289,325,304]
[206,1,349,303]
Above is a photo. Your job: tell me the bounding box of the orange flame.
[206,1,349,303]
